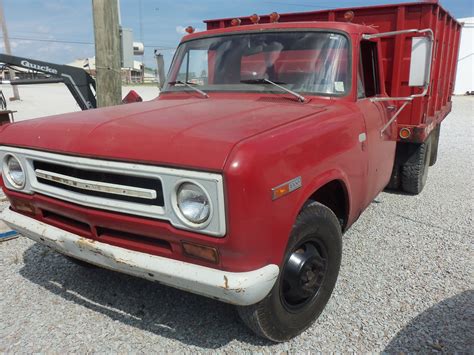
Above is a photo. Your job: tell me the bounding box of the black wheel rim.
[280,238,328,312]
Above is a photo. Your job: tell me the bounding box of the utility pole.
[92,0,122,107]
[0,0,20,101]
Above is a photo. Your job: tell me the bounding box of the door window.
[358,41,380,99]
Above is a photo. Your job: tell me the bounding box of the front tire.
[237,202,342,342]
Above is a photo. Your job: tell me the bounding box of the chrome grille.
[33,160,164,206]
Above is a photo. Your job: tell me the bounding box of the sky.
[1,0,473,72]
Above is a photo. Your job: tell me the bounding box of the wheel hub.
[281,242,327,309]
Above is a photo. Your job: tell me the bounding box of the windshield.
[164,31,350,96]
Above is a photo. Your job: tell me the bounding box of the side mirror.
[361,29,434,135]
[409,36,433,87]
[363,28,434,102]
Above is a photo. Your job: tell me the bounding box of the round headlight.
[177,182,211,224]
[4,155,26,189]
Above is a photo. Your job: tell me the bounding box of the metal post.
[154,51,166,89]
[92,0,122,107]
[0,0,20,101]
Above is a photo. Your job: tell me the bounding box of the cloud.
[175,26,187,35]
[35,25,51,34]
[42,1,71,12]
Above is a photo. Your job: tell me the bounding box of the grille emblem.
[35,169,157,200]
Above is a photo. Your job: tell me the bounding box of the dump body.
[206,0,462,143]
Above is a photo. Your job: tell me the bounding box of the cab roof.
[181,21,378,43]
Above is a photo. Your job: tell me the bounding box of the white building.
[454,18,474,95]
[68,57,156,84]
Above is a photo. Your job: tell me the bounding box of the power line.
[0,35,176,50]
[3,35,93,45]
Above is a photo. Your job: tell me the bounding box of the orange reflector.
[272,176,302,200]
[344,11,355,22]
[250,14,260,24]
[273,185,290,200]
[185,26,195,34]
[231,18,241,26]
[399,128,411,139]
[269,12,280,23]
[182,242,219,264]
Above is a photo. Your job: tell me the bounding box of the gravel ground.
[0,96,473,352]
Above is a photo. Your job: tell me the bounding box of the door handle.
[387,105,397,111]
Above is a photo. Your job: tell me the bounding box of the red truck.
[0,0,460,342]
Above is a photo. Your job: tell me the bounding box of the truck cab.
[0,1,460,342]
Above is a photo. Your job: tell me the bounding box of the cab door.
[356,40,396,205]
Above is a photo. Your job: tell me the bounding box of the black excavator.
[0,54,145,125]
[0,54,97,110]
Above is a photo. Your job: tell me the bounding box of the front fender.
[222,103,367,270]
[292,168,352,226]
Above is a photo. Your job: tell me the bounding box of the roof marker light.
[185,26,195,34]
[250,14,260,24]
[269,12,280,23]
[344,11,355,22]
[231,18,242,26]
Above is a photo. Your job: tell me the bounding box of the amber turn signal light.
[273,185,290,200]
[182,242,219,264]
[11,200,35,214]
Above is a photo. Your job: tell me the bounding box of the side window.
[358,41,380,99]
[177,50,209,85]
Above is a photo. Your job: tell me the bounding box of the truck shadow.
[19,243,273,349]
[384,290,473,352]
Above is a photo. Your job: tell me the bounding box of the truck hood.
[0,96,327,171]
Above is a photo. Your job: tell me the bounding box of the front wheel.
[237,202,342,342]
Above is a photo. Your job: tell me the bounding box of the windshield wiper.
[168,80,209,98]
[241,78,306,103]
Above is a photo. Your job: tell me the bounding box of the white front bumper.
[1,208,279,306]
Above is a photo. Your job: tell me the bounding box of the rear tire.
[237,202,342,342]
[429,124,441,166]
[401,139,432,195]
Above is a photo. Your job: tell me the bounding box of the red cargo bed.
[205,1,462,140]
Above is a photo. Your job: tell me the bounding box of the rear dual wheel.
[237,202,342,342]
[387,125,440,194]
[429,124,441,166]
[401,139,432,195]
